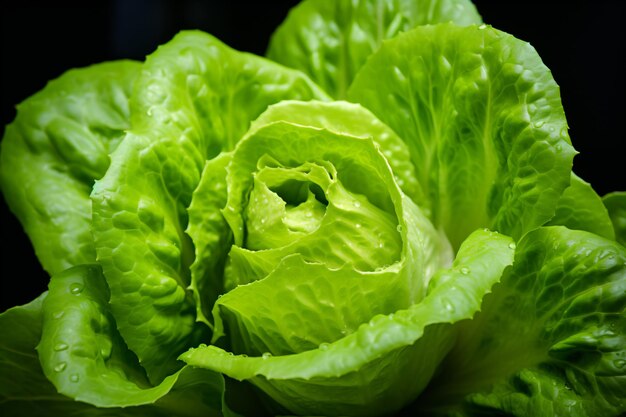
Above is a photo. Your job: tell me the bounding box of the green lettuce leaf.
[247,100,424,203]
[91,31,328,383]
[37,265,224,416]
[187,152,233,326]
[411,227,626,417]
[0,61,139,275]
[182,228,514,416]
[603,192,626,246]
[0,294,196,417]
[547,173,614,240]
[210,114,450,357]
[348,24,576,249]
[35,264,227,415]
[130,30,330,156]
[0,293,59,417]
[267,0,481,98]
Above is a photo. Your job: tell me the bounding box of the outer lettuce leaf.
[130,30,330,156]
[0,294,197,417]
[267,0,481,98]
[547,173,614,240]
[603,192,626,246]
[37,265,225,415]
[91,31,328,383]
[182,228,514,416]
[94,129,207,384]
[186,152,233,325]
[349,24,576,250]
[0,293,59,416]
[412,227,626,417]
[0,61,139,275]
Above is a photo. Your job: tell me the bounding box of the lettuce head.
[0,1,624,416]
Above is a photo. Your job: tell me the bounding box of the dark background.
[1,0,624,311]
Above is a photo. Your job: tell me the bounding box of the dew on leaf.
[442,298,455,313]
[69,283,84,295]
[54,343,69,352]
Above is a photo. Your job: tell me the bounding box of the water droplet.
[396,225,403,232]
[483,228,490,232]
[443,299,455,313]
[478,24,487,30]
[353,201,362,208]
[260,218,266,224]
[69,283,84,295]
[560,126,568,138]
[533,121,545,128]
[54,343,68,352]
[355,223,362,229]
[378,242,385,248]
[615,359,626,369]
[319,343,330,351]
[69,374,79,383]
[198,343,207,348]
[262,352,272,359]
[460,267,470,275]
[147,108,153,117]
[54,362,67,372]
[53,311,65,319]
[563,399,577,408]
[508,242,517,250]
